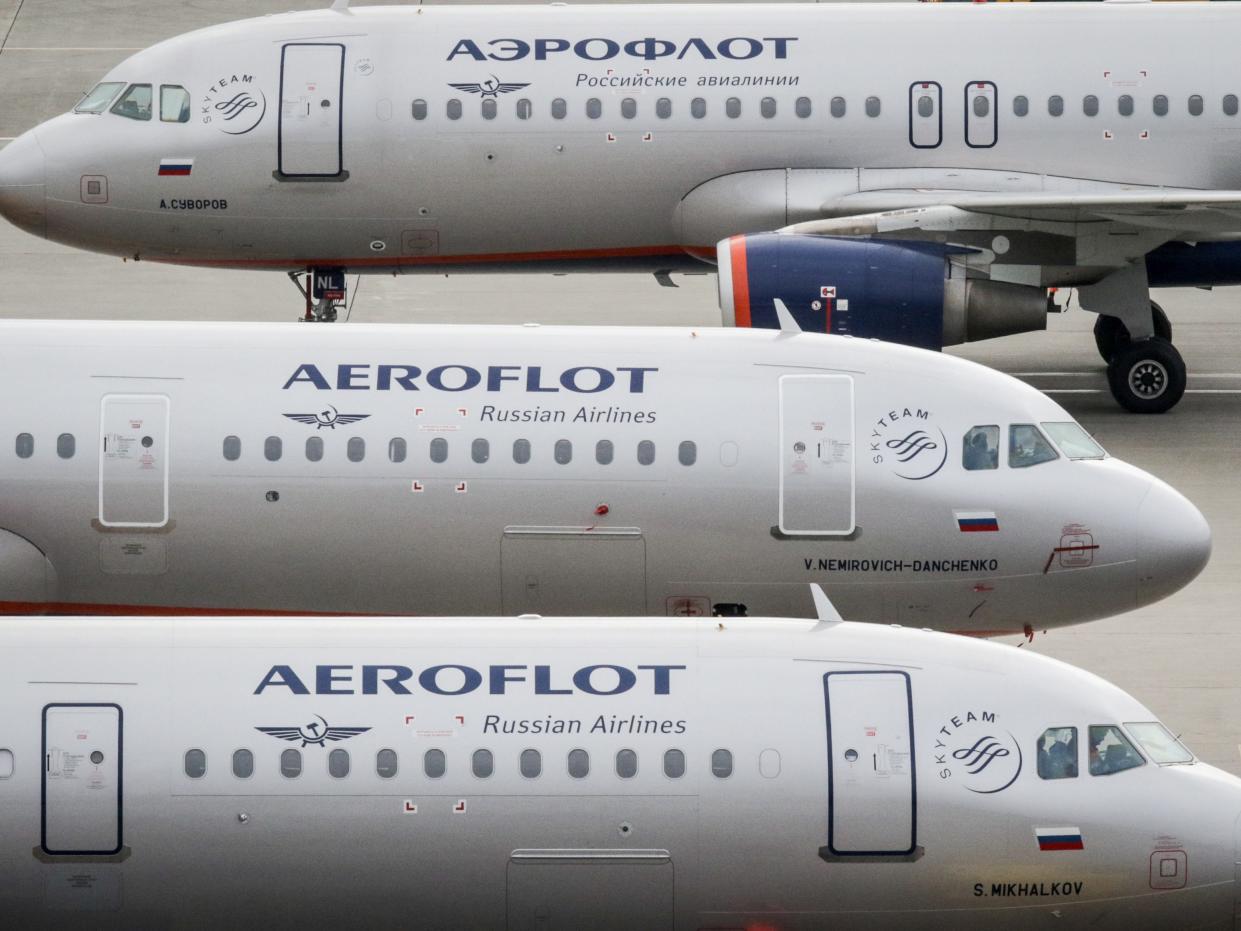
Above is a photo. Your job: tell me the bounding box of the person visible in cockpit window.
[962,425,999,471]
[1037,727,1078,780]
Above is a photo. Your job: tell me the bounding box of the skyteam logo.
[869,406,949,481]
[932,709,1023,795]
[284,406,370,430]
[256,715,371,748]
[202,73,266,135]
[449,75,530,98]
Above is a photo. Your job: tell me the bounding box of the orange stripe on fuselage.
[729,235,750,327]
[0,600,380,618]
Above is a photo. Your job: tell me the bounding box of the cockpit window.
[1125,722,1193,764]
[1041,422,1106,460]
[111,84,153,121]
[1008,424,1059,469]
[75,82,125,114]
[1036,727,1078,780]
[1088,725,1145,776]
[160,85,191,123]
[963,425,999,471]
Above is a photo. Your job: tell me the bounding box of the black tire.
[1092,303,1172,363]
[1106,337,1187,414]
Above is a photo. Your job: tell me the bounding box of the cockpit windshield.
[1042,422,1107,460]
[111,84,153,121]
[74,82,125,114]
[1088,724,1145,776]
[1008,424,1058,469]
[1125,722,1194,764]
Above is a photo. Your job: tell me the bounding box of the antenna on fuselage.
[809,584,843,631]
[773,299,802,334]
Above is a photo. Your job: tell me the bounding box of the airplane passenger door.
[909,82,942,148]
[778,375,854,535]
[98,394,170,528]
[278,43,345,178]
[820,671,917,859]
[965,81,998,148]
[42,704,123,856]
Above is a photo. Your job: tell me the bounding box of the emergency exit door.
[279,43,345,177]
[778,375,854,535]
[42,704,123,856]
[965,81,998,148]
[821,671,916,858]
[909,81,942,148]
[99,394,170,528]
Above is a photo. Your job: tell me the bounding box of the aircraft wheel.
[1106,337,1187,414]
[1092,303,1172,363]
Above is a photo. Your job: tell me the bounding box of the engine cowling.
[717,233,1051,349]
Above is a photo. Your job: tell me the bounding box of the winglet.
[773,299,802,334]
[809,584,843,631]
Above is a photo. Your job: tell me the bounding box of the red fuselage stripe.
[729,235,750,327]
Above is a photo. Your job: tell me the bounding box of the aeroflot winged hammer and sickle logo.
[448,75,530,97]
[256,715,371,748]
[870,407,949,481]
[283,406,370,430]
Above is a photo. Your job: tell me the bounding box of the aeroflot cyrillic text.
[255,663,687,696]
[282,364,657,393]
[447,36,798,62]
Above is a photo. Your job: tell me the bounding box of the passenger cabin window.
[0,748,14,778]
[554,439,572,465]
[1037,727,1078,780]
[1041,422,1106,460]
[1048,95,1064,117]
[830,96,846,118]
[223,435,241,461]
[917,95,934,118]
[472,749,494,778]
[75,81,125,114]
[656,97,672,119]
[1226,94,1240,117]
[513,438,531,464]
[973,93,990,118]
[711,748,733,778]
[678,440,697,466]
[376,749,399,778]
[637,440,656,466]
[388,437,407,463]
[328,748,350,778]
[691,97,707,119]
[595,439,614,465]
[1153,94,1169,117]
[586,98,602,119]
[865,96,881,118]
[663,748,685,779]
[520,748,542,778]
[481,98,497,120]
[516,98,532,120]
[621,97,637,119]
[568,748,589,778]
[57,433,75,459]
[472,438,490,464]
[1089,725,1144,776]
[424,748,446,778]
[1118,94,1134,117]
[761,97,777,119]
[160,85,190,123]
[305,436,323,462]
[726,97,741,119]
[280,748,302,778]
[616,749,638,778]
[795,96,812,118]
[412,99,428,120]
[184,749,207,778]
[1008,424,1058,469]
[551,98,567,119]
[347,437,365,463]
[1012,95,1029,117]
[1082,94,1098,117]
[1125,722,1193,764]
[111,83,153,120]
[430,437,448,463]
[962,425,999,471]
[264,436,282,462]
[232,749,254,779]
[446,99,462,120]
[15,433,33,459]
[1189,94,1204,116]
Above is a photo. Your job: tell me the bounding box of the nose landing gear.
[288,268,347,323]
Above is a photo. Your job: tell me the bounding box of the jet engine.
[717,233,1051,349]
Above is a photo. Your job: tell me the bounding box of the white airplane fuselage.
[0,615,1237,928]
[0,320,1209,631]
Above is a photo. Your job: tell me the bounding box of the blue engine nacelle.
[717,233,1051,350]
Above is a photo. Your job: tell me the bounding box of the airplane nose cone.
[1135,479,1211,606]
[0,130,47,238]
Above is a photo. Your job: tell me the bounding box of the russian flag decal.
[955,510,999,533]
[1035,827,1084,851]
[158,157,194,177]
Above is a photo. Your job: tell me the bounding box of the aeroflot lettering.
[282,364,657,393]
[255,663,686,696]
[447,36,798,62]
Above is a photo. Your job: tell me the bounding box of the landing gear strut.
[1093,302,1172,362]
[288,268,346,323]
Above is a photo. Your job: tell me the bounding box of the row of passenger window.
[1013,93,1237,119]
[1036,722,1191,780]
[222,435,697,466]
[13,433,75,460]
[185,746,734,781]
[416,94,862,122]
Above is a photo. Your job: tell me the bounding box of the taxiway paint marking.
[1042,388,1241,395]
[1014,372,1241,378]
[1,47,144,51]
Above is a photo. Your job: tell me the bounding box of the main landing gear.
[288,268,346,323]
[1092,302,1186,414]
